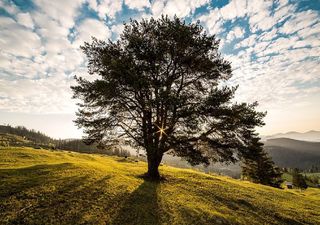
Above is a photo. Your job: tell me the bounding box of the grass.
[1,147,320,225]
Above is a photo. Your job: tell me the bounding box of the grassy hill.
[0,125,54,145]
[1,147,320,225]
[0,126,128,156]
[0,133,34,147]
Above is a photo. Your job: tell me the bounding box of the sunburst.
[154,123,168,140]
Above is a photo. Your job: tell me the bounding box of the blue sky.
[0,0,319,138]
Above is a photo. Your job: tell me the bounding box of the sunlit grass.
[1,147,319,224]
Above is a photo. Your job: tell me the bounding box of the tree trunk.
[146,154,162,180]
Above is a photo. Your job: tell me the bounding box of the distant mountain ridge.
[262,130,320,142]
[264,138,320,169]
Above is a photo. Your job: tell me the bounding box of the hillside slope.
[0,133,33,147]
[0,147,319,225]
[265,138,320,169]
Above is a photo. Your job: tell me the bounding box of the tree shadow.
[111,180,162,225]
[1,163,166,224]
[0,163,114,224]
[0,163,75,197]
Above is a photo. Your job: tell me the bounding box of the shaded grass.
[0,147,320,224]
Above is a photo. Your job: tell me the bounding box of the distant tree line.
[308,165,320,173]
[55,139,131,157]
[0,125,131,157]
[0,125,54,145]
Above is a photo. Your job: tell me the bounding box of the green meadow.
[1,147,319,225]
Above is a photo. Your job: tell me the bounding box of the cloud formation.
[0,0,319,137]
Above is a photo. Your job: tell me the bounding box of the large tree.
[72,16,265,179]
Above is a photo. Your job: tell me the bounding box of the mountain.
[264,138,320,169]
[263,130,320,142]
[1,147,319,224]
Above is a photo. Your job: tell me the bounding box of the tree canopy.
[72,16,266,179]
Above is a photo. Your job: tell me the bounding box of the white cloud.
[222,2,320,117]
[125,0,150,10]
[198,8,223,35]
[87,0,123,19]
[210,0,296,33]
[219,0,247,21]
[200,0,276,35]
[226,26,245,42]
[247,1,273,32]
[111,23,125,39]
[297,22,320,39]
[272,2,295,24]
[259,27,278,42]
[32,12,70,38]
[0,1,19,15]
[151,0,165,18]
[0,17,42,58]
[235,34,258,49]
[279,10,319,35]
[0,76,76,114]
[16,13,34,29]
[0,2,110,115]
[151,0,209,18]
[33,0,84,29]
[229,54,320,111]
[74,18,111,46]
[228,36,320,113]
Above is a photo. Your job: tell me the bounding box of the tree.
[292,168,308,189]
[72,16,265,179]
[241,135,283,188]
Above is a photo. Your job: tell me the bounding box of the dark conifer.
[241,134,283,188]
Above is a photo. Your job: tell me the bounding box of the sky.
[0,0,319,139]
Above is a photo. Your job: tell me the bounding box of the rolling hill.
[0,125,128,155]
[0,133,33,147]
[1,147,319,225]
[264,138,320,169]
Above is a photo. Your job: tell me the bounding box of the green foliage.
[292,169,308,189]
[72,16,265,178]
[241,136,283,188]
[1,147,319,224]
